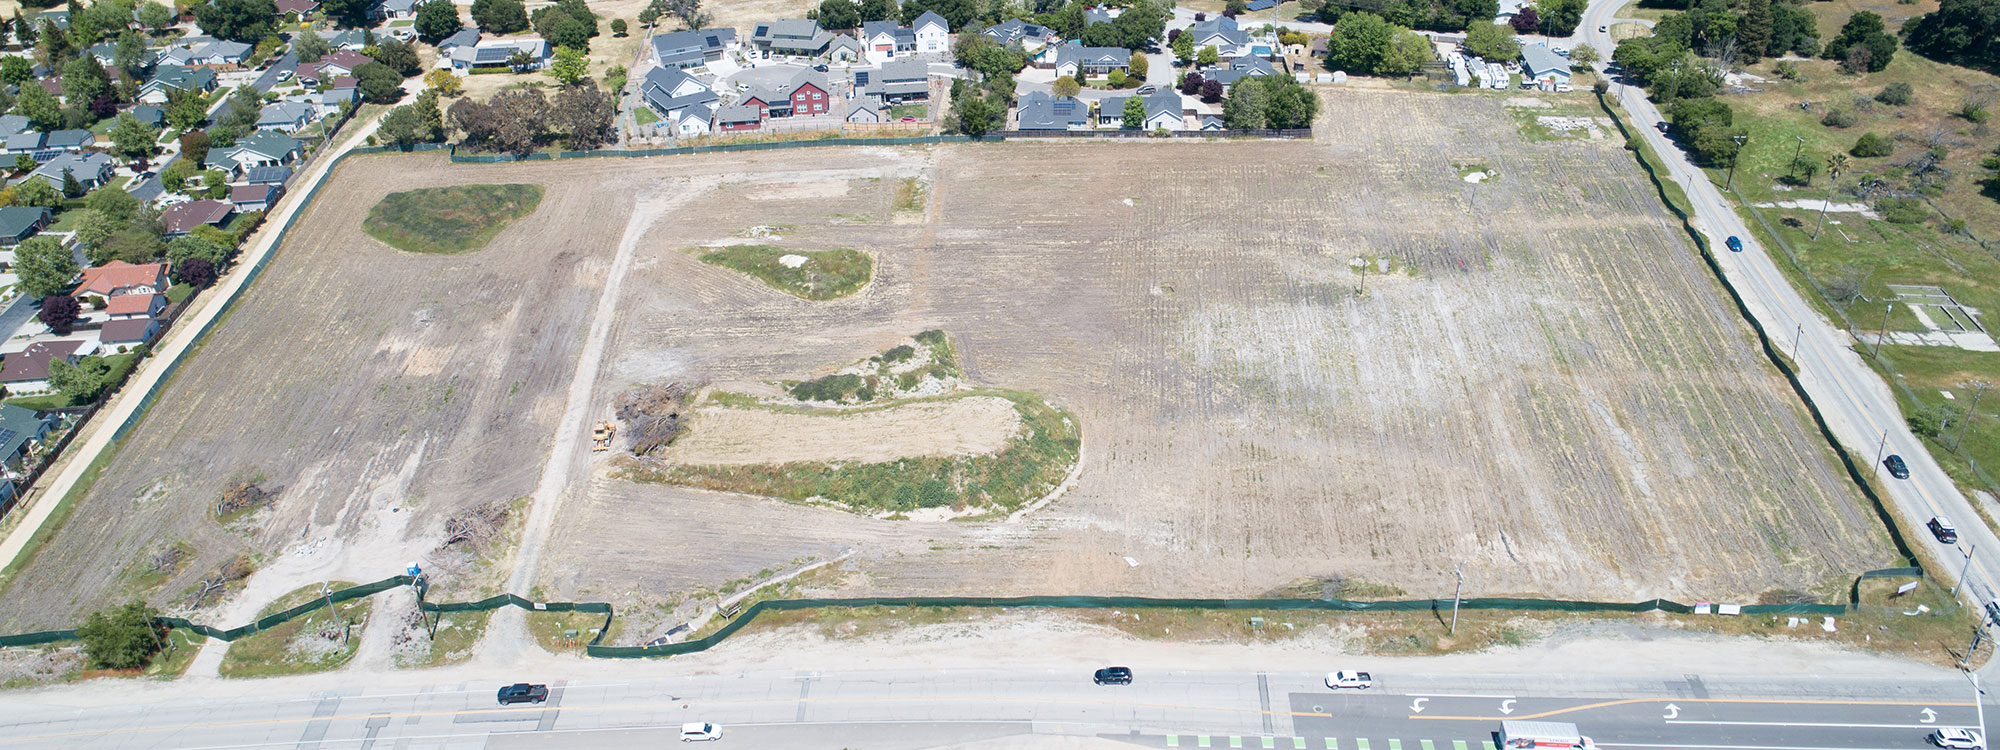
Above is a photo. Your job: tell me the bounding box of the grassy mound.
[363,184,544,254]
[624,390,1079,514]
[699,245,872,300]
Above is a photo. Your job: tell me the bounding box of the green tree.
[14,83,61,131]
[72,209,115,255]
[48,356,113,402]
[1736,0,1772,61]
[167,234,228,265]
[320,0,372,26]
[471,0,528,34]
[59,169,83,199]
[1326,12,1396,74]
[1263,77,1319,128]
[1128,51,1148,80]
[1531,0,1586,36]
[1378,30,1433,76]
[75,602,163,670]
[1850,131,1893,157]
[1122,94,1145,128]
[0,55,32,86]
[1052,76,1081,97]
[547,44,588,84]
[857,0,894,21]
[609,17,626,35]
[165,87,208,131]
[815,0,859,29]
[137,1,173,32]
[1902,0,2000,70]
[87,185,141,222]
[1465,20,1517,61]
[1197,45,1219,66]
[292,28,331,62]
[196,0,279,42]
[108,113,159,161]
[12,178,61,208]
[1822,11,1895,72]
[371,38,422,76]
[353,61,404,103]
[413,0,462,42]
[953,93,1000,136]
[14,235,78,299]
[1222,76,1268,127]
[424,68,463,96]
[1172,29,1194,62]
[1876,81,1913,106]
[11,11,32,48]
[1569,42,1599,66]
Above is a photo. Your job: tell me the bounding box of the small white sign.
[1896,581,1921,596]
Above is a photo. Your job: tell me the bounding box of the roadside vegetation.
[218,582,372,678]
[362,183,545,254]
[696,245,874,300]
[1615,0,2000,505]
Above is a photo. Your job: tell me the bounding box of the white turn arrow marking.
[1921,708,1938,724]
[1410,698,1429,713]
[1663,704,1680,720]
[1499,700,1516,715]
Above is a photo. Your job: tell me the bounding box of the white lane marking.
[1666,718,1960,729]
[1600,744,1909,750]
[1403,694,1516,699]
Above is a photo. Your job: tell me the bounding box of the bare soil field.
[665,396,1021,465]
[540,88,1897,635]
[0,89,1896,639]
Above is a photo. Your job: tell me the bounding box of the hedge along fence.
[1592,92,1922,571]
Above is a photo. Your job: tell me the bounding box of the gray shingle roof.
[1016,90,1088,130]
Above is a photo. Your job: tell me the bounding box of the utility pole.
[1814,154,1848,240]
[1872,301,1893,359]
[1449,562,1464,635]
[1790,135,1805,181]
[1726,134,1747,190]
[1873,429,1889,478]
[1791,323,1803,360]
[1955,544,1978,600]
[319,582,347,646]
[1954,380,1993,454]
[1968,627,1987,671]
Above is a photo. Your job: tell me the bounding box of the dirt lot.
[540,88,1897,634]
[0,89,1897,638]
[665,396,1022,465]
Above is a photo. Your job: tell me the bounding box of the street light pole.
[1873,429,1889,478]
[1956,543,1978,600]
[1954,380,1993,454]
[1448,562,1465,635]
[1726,134,1747,191]
[1873,301,1893,359]
[1790,135,1805,180]
[1792,323,1803,360]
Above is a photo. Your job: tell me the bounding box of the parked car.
[812,64,829,72]
[1885,454,1910,479]
[1930,516,1959,544]
[1093,666,1133,685]
[1599,24,1608,32]
[1136,85,1157,95]
[496,683,548,705]
[1931,728,1985,749]
[1655,121,1670,133]
[680,722,723,741]
[1325,670,1373,689]
[1725,236,1743,252]
[901,116,917,122]
[276,68,293,82]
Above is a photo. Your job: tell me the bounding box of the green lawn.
[634,107,660,125]
[362,184,544,254]
[888,103,927,120]
[697,245,873,300]
[165,284,194,305]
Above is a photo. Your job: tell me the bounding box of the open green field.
[696,245,873,300]
[362,183,544,254]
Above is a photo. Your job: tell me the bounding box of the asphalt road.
[1575,0,2000,667]
[0,670,1981,749]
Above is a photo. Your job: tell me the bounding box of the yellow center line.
[1408,696,1974,722]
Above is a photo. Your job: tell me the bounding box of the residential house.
[1197,55,1279,92]
[826,34,862,63]
[229,183,283,212]
[912,11,950,54]
[646,28,735,69]
[319,28,371,50]
[74,260,170,299]
[1246,0,1278,8]
[160,199,235,237]
[1015,90,1089,130]
[741,70,833,118]
[104,293,165,320]
[88,42,156,68]
[0,341,91,396]
[640,66,717,120]
[1520,43,1571,87]
[1084,7,1116,25]
[982,19,1054,51]
[667,104,713,136]
[448,38,550,71]
[126,104,165,127]
[0,207,52,248]
[244,165,293,185]
[274,0,320,16]
[207,130,303,178]
[1098,90,1183,129]
[0,403,55,502]
[1097,95,1128,127]
[28,152,114,190]
[846,96,882,123]
[98,318,161,350]
[863,58,929,102]
[138,65,218,104]
[1199,114,1226,130]
[369,0,416,21]
[319,77,359,114]
[436,27,481,55]
[1053,43,1130,78]
[859,20,915,63]
[186,40,253,67]
[0,115,28,140]
[1185,16,1252,58]
[256,100,318,133]
[310,50,373,80]
[715,103,762,132]
[751,19,833,57]
[9,130,94,162]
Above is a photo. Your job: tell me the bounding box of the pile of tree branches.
[616,383,693,455]
[448,82,615,153]
[214,481,276,518]
[439,499,512,549]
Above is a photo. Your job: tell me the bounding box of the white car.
[681,722,723,742]
[1325,670,1373,689]
[1933,728,1985,750]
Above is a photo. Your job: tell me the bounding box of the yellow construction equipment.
[591,421,615,452]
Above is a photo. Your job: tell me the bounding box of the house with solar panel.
[646,28,737,70]
[447,38,552,72]
[751,18,834,59]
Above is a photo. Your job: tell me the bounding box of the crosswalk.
[1160,736,1499,750]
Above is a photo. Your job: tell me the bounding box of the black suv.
[1093,667,1133,685]
[1930,516,1959,544]
[497,683,549,705]
[1884,454,1910,480]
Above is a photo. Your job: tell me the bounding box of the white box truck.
[1500,720,1596,749]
